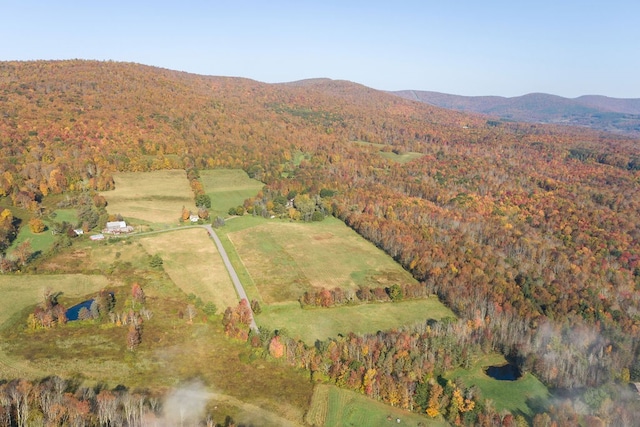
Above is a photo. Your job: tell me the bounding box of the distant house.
[90,233,105,241]
[189,214,199,223]
[103,221,134,234]
[631,382,640,398]
[73,229,84,236]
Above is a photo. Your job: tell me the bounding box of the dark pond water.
[485,363,522,381]
[66,299,94,321]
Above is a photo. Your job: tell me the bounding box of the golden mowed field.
[101,170,196,224]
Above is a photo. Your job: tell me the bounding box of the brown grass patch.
[101,170,196,224]
[139,229,239,310]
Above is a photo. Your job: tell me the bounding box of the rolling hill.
[392,89,640,136]
[1,60,640,425]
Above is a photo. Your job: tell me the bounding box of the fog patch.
[160,379,212,426]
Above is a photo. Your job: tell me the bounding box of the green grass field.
[446,354,549,417]
[214,215,455,343]
[353,141,424,164]
[260,299,454,345]
[101,169,196,224]
[199,169,264,217]
[226,216,419,303]
[50,208,78,225]
[3,205,77,262]
[8,224,55,256]
[379,150,424,164]
[306,384,448,427]
[138,228,239,310]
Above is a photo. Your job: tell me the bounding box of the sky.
[1,1,639,98]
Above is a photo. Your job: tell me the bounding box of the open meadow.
[100,169,196,224]
[199,169,264,217]
[260,299,454,345]
[306,384,448,427]
[354,140,424,164]
[138,228,239,310]
[226,216,419,303]
[2,201,78,262]
[2,249,313,426]
[446,353,549,416]
[217,215,455,343]
[0,274,109,378]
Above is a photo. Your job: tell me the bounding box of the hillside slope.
[1,61,640,423]
[393,89,640,136]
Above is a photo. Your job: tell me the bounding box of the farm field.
[138,228,239,310]
[446,353,549,416]
[0,169,517,425]
[306,384,448,427]
[226,216,420,303]
[199,169,264,217]
[100,169,196,224]
[216,215,455,343]
[259,299,454,345]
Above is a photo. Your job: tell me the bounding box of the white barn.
[104,221,133,234]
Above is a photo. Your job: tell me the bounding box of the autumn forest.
[1,60,640,426]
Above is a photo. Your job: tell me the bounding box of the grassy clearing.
[380,151,424,164]
[6,207,79,260]
[101,170,196,224]
[306,384,448,427]
[36,237,152,275]
[353,141,423,164]
[199,169,264,217]
[1,271,313,425]
[226,216,418,304]
[138,228,239,310]
[446,354,549,417]
[259,298,454,345]
[0,274,109,330]
[0,274,109,378]
[3,206,74,258]
[50,208,78,225]
[8,224,55,256]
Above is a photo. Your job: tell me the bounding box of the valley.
[0,60,639,425]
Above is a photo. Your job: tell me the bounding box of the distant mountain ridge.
[392,90,640,136]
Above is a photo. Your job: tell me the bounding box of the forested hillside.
[2,60,640,424]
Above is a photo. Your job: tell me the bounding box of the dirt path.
[202,225,258,331]
[112,224,258,331]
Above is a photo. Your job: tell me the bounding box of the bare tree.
[9,379,32,427]
[14,240,33,266]
[186,304,197,324]
[140,307,153,321]
[97,389,118,426]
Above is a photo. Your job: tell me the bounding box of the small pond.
[66,299,94,321]
[485,363,522,381]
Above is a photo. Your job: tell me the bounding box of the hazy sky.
[2,1,638,98]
